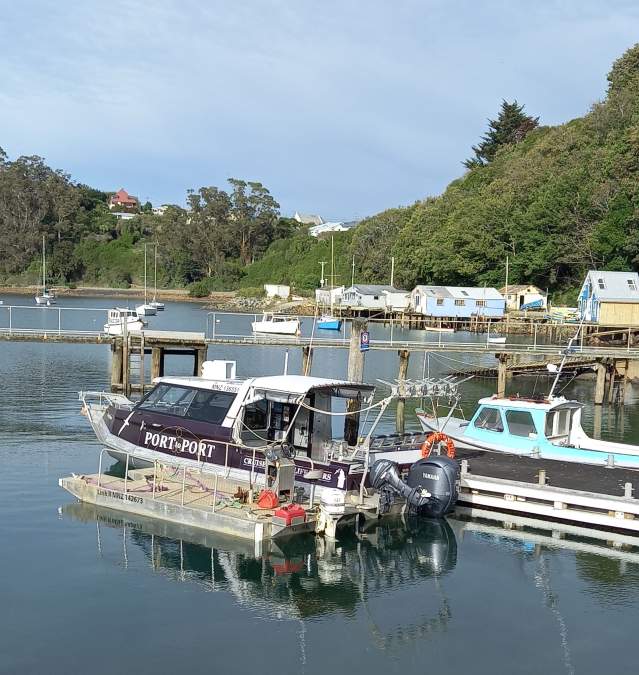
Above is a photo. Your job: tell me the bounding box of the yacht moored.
[104,308,146,335]
[251,313,301,335]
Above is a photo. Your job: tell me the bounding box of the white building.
[263,284,290,300]
[410,285,505,318]
[341,285,410,311]
[294,212,324,226]
[500,284,547,311]
[315,285,344,307]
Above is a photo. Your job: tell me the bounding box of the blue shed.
[409,285,505,319]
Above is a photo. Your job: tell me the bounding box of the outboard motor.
[370,456,459,519]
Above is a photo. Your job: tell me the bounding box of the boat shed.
[410,285,505,319]
[340,285,409,311]
[500,284,547,311]
[578,270,639,324]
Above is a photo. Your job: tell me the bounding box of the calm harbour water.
[1,294,639,674]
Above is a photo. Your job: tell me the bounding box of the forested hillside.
[2,44,639,300]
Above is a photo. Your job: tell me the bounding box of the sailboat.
[149,243,165,311]
[317,236,342,330]
[136,244,157,317]
[34,235,56,305]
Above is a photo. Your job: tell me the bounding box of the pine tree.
[464,100,539,169]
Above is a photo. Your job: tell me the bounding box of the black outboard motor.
[370,456,459,519]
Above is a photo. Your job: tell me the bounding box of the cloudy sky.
[1,1,637,220]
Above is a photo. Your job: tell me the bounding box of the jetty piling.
[344,318,367,445]
[396,349,410,434]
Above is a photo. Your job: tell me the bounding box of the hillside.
[351,44,639,302]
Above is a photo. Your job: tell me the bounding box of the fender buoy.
[421,432,455,459]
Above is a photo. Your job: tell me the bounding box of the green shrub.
[236,286,266,298]
[188,281,211,297]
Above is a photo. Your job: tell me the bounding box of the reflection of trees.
[575,552,639,604]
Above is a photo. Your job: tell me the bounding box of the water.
[2,294,639,674]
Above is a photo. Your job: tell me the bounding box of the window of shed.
[597,278,606,290]
[473,407,503,432]
[506,410,537,437]
[436,298,444,306]
[628,279,637,291]
[454,299,465,306]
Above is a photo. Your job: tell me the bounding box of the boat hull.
[251,321,300,335]
[318,318,342,330]
[136,304,157,317]
[103,319,145,335]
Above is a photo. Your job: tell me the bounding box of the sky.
[1,1,638,221]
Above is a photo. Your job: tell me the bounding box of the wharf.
[455,447,639,533]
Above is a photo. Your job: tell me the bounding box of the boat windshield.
[138,383,235,424]
[545,408,572,440]
[473,407,504,432]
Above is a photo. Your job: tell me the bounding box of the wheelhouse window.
[244,399,269,429]
[545,408,572,438]
[138,384,235,424]
[473,407,504,432]
[505,410,537,437]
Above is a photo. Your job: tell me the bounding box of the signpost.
[360,330,370,352]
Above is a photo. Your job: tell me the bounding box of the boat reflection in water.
[61,501,457,644]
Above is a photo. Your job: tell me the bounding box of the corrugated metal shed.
[584,271,639,302]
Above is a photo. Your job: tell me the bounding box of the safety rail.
[94,447,243,515]
[0,304,110,338]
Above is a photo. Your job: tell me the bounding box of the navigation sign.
[360,330,370,352]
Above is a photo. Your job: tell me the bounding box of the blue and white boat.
[317,314,342,331]
[417,395,639,469]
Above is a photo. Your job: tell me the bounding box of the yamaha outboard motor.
[370,456,459,519]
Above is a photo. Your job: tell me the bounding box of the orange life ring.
[421,432,456,459]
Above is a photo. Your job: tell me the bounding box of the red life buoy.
[421,432,456,459]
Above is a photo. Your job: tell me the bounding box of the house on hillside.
[109,188,139,211]
[578,271,639,324]
[294,212,324,226]
[309,221,359,237]
[500,284,547,311]
[410,285,505,319]
[340,285,410,312]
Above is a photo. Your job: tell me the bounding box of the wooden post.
[151,347,162,380]
[122,334,130,397]
[302,345,313,376]
[139,333,145,395]
[194,346,207,376]
[496,353,508,398]
[344,318,367,445]
[608,362,616,404]
[110,341,123,391]
[594,361,606,405]
[396,349,410,434]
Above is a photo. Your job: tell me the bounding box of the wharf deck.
[456,447,639,533]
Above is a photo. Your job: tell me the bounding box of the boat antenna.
[547,320,585,400]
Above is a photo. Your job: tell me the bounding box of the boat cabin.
[466,396,583,449]
[131,372,375,461]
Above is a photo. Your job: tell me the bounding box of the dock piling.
[396,349,410,434]
[344,319,367,445]
[594,362,606,405]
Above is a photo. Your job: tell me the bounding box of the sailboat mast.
[330,236,335,315]
[42,235,46,291]
[144,244,148,304]
[153,243,158,301]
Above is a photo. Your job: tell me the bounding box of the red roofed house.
[109,188,139,211]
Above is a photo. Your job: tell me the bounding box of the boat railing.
[93,446,245,515]
[79,390,133,410]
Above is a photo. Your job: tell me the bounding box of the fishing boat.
[104,308,146,335]
[417,326,639,469]
[149,243,165,311]
[317,236,342,331]
[252,313,301,335]
[34,235,56,306]
[79,368,461,518]
[136,244,157,317]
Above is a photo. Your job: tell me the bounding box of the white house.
[410,285,505,318]
[294,212,324,226]
[315,285,345,307]
[263,284,290,300]
[500,284,547,311]
[340,285,409,311]
[578,270,639,325]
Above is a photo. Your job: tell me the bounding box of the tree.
[464,100,539,168]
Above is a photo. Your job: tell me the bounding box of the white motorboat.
[35,235,56,306]
[136,244,157,317]
[252,313,301,335]
[104,308,146,335]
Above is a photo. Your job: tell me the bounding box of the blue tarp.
[521,298,544,310]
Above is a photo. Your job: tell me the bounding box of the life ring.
[421,432,456,459]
